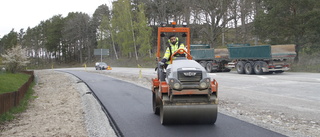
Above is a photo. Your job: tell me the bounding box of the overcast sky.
[0,0,112,37]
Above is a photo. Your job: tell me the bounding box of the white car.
[95,62,109,70]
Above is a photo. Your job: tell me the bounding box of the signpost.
[94,49,109,62]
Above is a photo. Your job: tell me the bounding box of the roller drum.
[160,103,217,125]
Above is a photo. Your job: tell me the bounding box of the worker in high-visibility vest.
[159,35,186,68]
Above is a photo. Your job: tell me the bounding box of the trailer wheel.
[236,61,245,74]
[206,62,213,73]
[245,62,254,74]
[253,61,263,75]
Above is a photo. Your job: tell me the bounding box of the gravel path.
[0,70,116,137]
[1,69,319,137]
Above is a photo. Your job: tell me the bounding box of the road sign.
[94,49,109,56]
[94,49,109,62]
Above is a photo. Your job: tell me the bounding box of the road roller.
[152,21,219,125]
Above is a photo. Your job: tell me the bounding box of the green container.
[226,43,250,47]
[190,48,215,60]
[228,45,271,59]
[190,44,210,49]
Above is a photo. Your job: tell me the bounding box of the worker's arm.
[160,47,170,64]
[162,47,171,60]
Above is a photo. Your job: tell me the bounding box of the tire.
[244,62,254,74]
[236,61,245,74]
[206,62,213,73]
[152,91,160,115]
[253,61,264,75]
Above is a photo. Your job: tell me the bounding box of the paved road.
[62,70,288,137]
[59,67,320,122]
[102,67,320,120]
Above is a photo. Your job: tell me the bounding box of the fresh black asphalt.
[63,70,287,137]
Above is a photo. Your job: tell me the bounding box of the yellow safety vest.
[163,41,186,64]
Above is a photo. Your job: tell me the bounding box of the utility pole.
[100,49,102,62]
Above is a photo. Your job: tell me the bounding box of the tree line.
[1,0,320,66]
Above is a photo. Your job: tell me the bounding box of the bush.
[290,52,320,72]
[1,45,29,73]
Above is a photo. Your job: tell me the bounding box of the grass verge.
[0,73,30,94]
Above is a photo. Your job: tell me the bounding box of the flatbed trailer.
[228,44,296,74]
[190,45,231,73]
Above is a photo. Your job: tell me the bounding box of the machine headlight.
[173,83,181,89]
[182,22,187,27]
[160,22,166,27]
[199,78,210,89]
[169,78,182,90]
[199,82,207,89]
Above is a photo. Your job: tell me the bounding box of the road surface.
[62,70,289,137]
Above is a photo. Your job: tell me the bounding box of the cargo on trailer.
[228,44,296,75]
[190,44,231,73]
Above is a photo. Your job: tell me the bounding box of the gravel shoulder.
[0,70,88,136]
[1,69,319,137]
